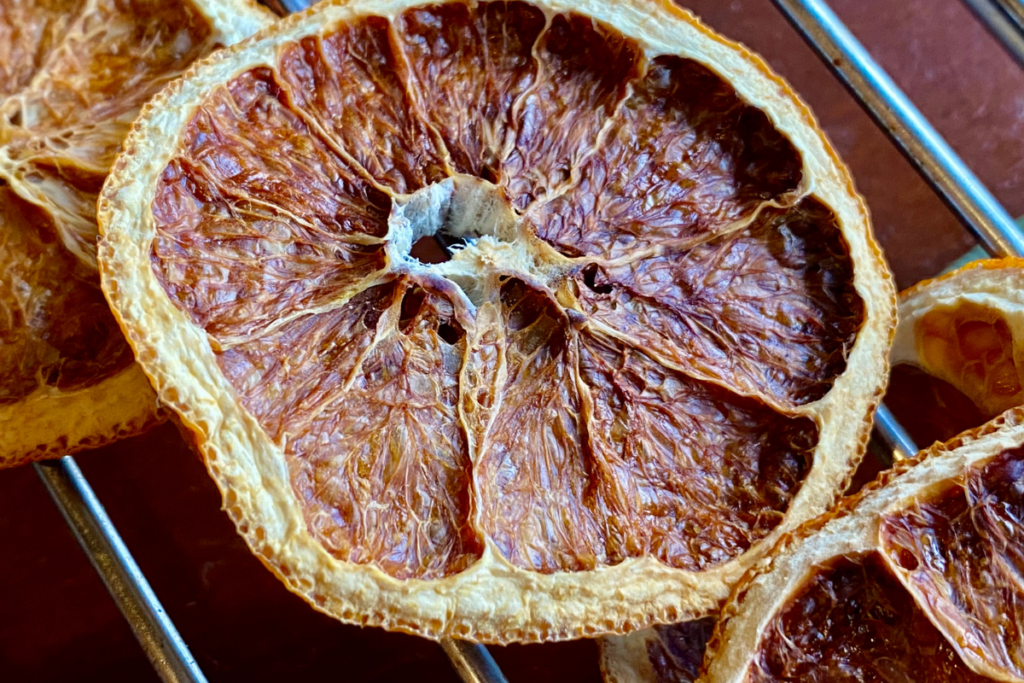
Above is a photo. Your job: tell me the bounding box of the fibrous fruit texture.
[99,0,894,642]
[701,411,1024,683]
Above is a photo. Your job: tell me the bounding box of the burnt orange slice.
[701,410,1024,682]
[0,0,271,468]
[98,0,895,642]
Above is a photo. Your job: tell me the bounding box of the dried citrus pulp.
[98,0,895,642]
[697,407,1024,683]
[0,0,270,468]
[599,257,1024,682]
[891,258,1024,444]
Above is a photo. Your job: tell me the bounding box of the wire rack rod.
[770,0,1024,259]
[962,0,1024,69]
[441,640,511,683]
[872,404,919,463]
[34,457,207,683]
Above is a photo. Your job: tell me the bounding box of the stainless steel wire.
[441,640,511,683]
[771,0,1024,259]
[873,404,919,463]
[34,457,207,683]
[961,0,1024,69]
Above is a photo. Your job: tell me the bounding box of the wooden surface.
[3,0,1023,680]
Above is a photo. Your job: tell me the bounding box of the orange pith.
[147,2,859,581]
[0,0,267,467]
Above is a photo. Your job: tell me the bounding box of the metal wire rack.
[29,0,1024,680]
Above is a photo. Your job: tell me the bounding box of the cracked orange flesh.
[150,2,866,579]
[915,301,1023,418]
[748,552,992,682]
[0,0,219,405]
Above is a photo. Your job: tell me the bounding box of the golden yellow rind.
[98,0,895,643]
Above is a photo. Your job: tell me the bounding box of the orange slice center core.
[386,175,535,306]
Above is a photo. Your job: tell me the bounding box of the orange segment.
[501,12,642,210]
[395,1,546,180]
[749,552,990,682]
[151,68,389,341]
[475,280,606,572]
[0,187,132,402]
[574,198,863,407]
[575,330,815,571]
[915,300,1023,417]
[880,448,1024,681]
[530,55,802,259]
[278,19,449,194]
[218,278,482,580]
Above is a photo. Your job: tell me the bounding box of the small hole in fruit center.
[437,323,463,345]
[582,264,614,295]
[399,286,426,330]
[410,234,472,265]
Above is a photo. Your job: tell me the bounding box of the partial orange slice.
[0,0,271,468]
[700,410,1024,683]
[891,258,1024,444]
[98,0,895,641]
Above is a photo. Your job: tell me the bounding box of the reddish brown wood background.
[3,0,1022,680]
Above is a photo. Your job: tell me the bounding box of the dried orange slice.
[891,258,1024,443]
[0,0,271,468]
[601,257,1024,681]
[699,409,1024,682]
[98,0,895,641]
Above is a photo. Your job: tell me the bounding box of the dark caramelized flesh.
[0,0,218,405]
[646,618,716,683]
[749,553,992,682]
[150,3,867,579]
[880,447,1024,680]
[886,363,988,447]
